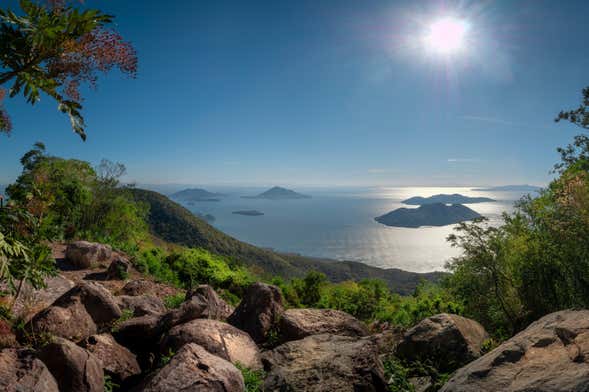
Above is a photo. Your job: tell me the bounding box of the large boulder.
[0,348,59,391]
[185,284,234,319]
[113,314,163,353]
[441,310,589,392]
[106,256,132,280]
[396,313,488,371]
[121,279,158,296]
[38,337,104,392]
[116,295,166,317]
[278,308,368,342]
[53,281,122,326]
[10,274,75,321]
[139,343,245,392]
[159,285,233,330]
[80,333,141,384]
[160,318,262,370]
[228,282,284,344]
[65,241,112,269]
[25,297,97,342]
[262,334,387,392]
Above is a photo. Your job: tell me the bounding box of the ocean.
[178,186,530,273]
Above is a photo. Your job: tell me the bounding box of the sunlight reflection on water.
[184,187,530,273]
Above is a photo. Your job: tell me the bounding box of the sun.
[423,17,469,55]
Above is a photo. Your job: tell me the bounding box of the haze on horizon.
[1,0,587,188]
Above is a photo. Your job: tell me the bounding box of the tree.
[0,0,137,139]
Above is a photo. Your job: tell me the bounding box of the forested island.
[242,186,311,200]
[375,203,482,228]
[402,193,495,205]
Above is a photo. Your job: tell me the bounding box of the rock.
[139,343,245,392]
[370,328,404,355]
[409,376,433,392]
[106,256,131,280]
[121,279,158,296]
[113,314,163,354]
[0,319,17,349]
[80,333,141,384]
[10,274,74,321]
[26,297,97,342]
[65,241,112,269]
[185,284,234,319]
[38,337,104,392]
[396,313,488,371]
[159,285,233,330]
[228,282,284,344]
[160,318,262,370]
[262,334,387,392]
[278,308,368,342]
[440,310,589,392]
[0,348,59,391]
[116,295,166,317]
[53,281,122,326]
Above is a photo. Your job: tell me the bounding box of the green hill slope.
[130,188,444,294]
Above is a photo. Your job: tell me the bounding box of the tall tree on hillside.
[0,0,137,140]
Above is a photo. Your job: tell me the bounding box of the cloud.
[459,115,554,130]
[447,158,479,163]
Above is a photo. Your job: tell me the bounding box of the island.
[241,186,311,200]
[472,185,541,192]
[375,203,482,228]
[232,210,264,216]
[170,188,225,202]
[402,193,495,205]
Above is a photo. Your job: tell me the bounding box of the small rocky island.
[232,210,264,216]
[375,203,482,228]
[402,193,494,205]
[171,188,225,202]
[242,186,310,200]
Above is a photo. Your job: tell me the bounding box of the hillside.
[402,193,495,205]
[375,203,482,228]
[130,188,443,294]
[242,186,311,200]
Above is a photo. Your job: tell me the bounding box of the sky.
[1,0,588,187]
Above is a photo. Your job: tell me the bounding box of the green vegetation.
[236,363,265,392]
[163,293,185,309]
[111,309,134,332]
[0,0,137,139]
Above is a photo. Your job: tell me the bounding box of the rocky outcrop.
[441,310,589,392]
[228,282,284,344]
[106,256,131,280]
[262,334,387,392]
[0,348,59,391]
[160,318,262,370]
[396,313,488,371]
[26,297,97,342]
[159,285,233,330]
[278,308,368,342]
[121,279,158,296]
[38,337,103,392]
[80,333,141,384]
[65,241,112,269]
[10,274,74,321]
[53,281,122,326]
[116,295,166,317]
[139,343,245,392]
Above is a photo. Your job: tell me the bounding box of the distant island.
[232,210,264,216]
[375,203,482,228]
[242,186,311,200]
[171,188,225,202]
[402,193,495,205]
[473,184,541,192]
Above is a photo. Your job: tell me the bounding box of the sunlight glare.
[423,17,469,55]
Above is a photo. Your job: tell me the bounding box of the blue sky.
[0,0,588,187]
